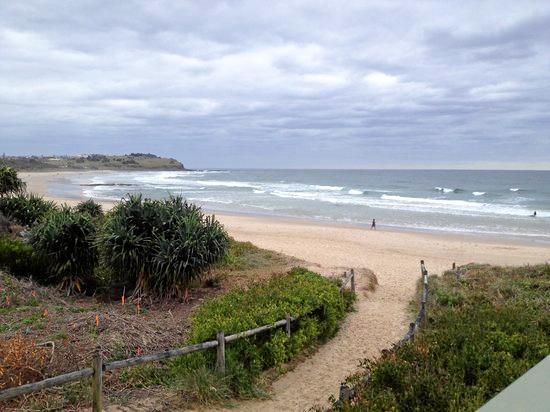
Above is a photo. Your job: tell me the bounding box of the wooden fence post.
[92,348,103,412]
[285,314,291,337]
[350,269,356,294]
[216,331,225,374]
[339,382,350,404]
[452,262,456,270]
[340,271,347,294]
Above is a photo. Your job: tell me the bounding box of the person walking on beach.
[533,211,537,217]
[371,219,376,229]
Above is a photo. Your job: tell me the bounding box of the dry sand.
[213,214,549,411]
[19,172,550,411]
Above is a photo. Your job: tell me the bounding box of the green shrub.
[338,264,550,411]
[0,165,25,197]
[0,236,45,278]
[172,268,354,396]
[74,199,103,218]
[30,209,98,293]
[100,195,228,297]
[0,194,57,226]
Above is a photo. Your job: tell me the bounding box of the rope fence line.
[0,270,356,411]
[338,260,429,405]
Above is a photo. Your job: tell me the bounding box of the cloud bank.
[1,1,549,168]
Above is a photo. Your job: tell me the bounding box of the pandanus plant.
[0,193,57,227]
[30,208,98,295]
[74,199,104,218]
[100,194,228,298]
[0,165,26,197]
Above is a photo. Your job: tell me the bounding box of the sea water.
[62,169,550,241]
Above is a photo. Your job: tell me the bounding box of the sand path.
[214,214,549,411]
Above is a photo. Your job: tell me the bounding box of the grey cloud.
[0,1,549,169]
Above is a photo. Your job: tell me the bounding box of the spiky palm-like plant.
[100,194,228,297]
[74,199,103,218]
[30,209,98,294]
[100,194,161,287]
[0,165,25,197]
[151,212,228,297]
[0,194,57,226]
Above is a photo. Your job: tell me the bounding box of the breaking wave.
[434,187,463,193]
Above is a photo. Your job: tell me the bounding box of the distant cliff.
[2,153,185,171]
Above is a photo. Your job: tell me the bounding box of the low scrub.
[0,194,57,226]
[172,268,355,396]
[0,236,45,278]
[337,264,550,411]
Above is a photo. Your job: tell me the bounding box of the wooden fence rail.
[0,269,356,410]
[338,260,429,405]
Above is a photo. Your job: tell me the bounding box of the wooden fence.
[338,260,429,404]
[0,270,356,411]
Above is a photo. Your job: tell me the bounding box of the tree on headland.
[0,165,26,197]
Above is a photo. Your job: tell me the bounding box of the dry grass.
[0,240,296,410]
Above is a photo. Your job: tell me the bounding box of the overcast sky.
[1,1,549,169]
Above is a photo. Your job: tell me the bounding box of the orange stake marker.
[95,314,100,327]
[121,294,125,305]
[136,303,141,314]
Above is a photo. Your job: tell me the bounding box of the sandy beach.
[19,171,550,410]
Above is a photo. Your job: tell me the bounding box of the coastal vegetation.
[335,263,550,411]
[101,195,229,297]
[0,165,25,197]
[0,193,56,227]
[1,179,229,296]
[1,153,184,171]
[30,208,98,294]
[172,268,355,397]
[0,166,354,410]
[74,199,103,218]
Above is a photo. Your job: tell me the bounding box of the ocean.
[57,169,550,242]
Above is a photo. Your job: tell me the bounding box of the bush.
[0,335,48,389]
[172,268,354,395]
[30,209,98,294]
[0,236,45,278]
[0,194,57,226]
[338,264,550,411]
[74,199,103,218]
[100,195,228,297]
[0,165,25,197]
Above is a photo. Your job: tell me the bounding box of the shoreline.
[19,170,550,248]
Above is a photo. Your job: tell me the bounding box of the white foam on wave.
[434,186,459,193]
[378,194,542,217]
[253,189,266,194]
[240,203,276,211]
[187,197,233,205]
[472,192,485,196]
[510,188,520,192]
[312,185,344,191]
[348,189,363,195]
